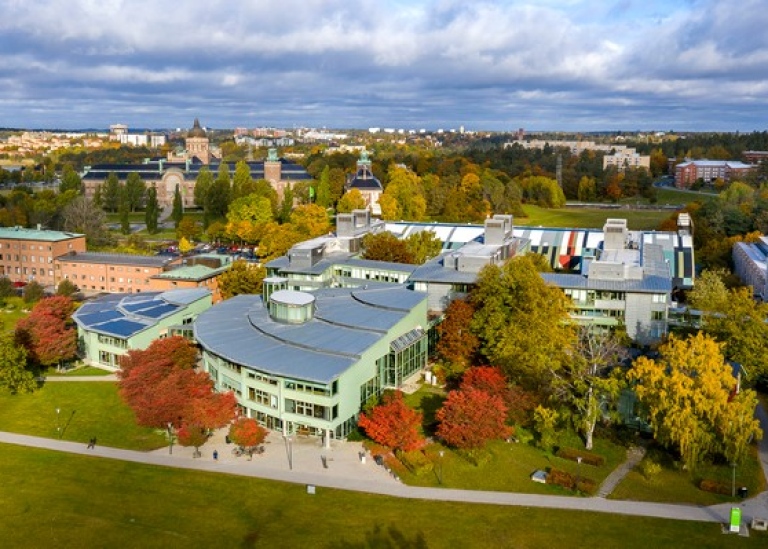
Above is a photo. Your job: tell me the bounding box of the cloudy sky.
[1,0,766,132]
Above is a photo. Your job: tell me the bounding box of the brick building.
[0,227,86,287]
[55,252,181,293]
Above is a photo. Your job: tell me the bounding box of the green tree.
[227,194,274,226]
[404,231,442,264]
[23,280,45,304]
[628,333,762,471]
[290,204,330,237]
[102,172,121,212]
[176,217,203,242]
[172,184,183,228]
[125,173,146,212]
[470,255,576,389]
[194,167,213,209]
[218,260,266,299]
[204,163,232,225]
[145,185,159,234]
[277,186,294,223]
[0,336,34,395]
[232,160,253,200]
[92,183,103,209]
[59,164,82,194]
[119,185,131,235]
[316,165,332,208]
[56,279,78,297]
[380,166,427,221]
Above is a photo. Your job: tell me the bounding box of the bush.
[699,478,731,496]
[556,447,605,467]
[546,468,597,494]
[457,448,492,467]
[396,449,434,477]
[640,459,662,481]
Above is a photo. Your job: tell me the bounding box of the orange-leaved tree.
[15,296,77,368]
[357,391,424,452]
[436,388,511,450]
[228,417,268,449]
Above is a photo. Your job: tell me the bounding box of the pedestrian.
[87,437,96,449]
[213,449,218,461]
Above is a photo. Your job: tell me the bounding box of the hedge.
[546,468,597,494]
[556,447,605,467]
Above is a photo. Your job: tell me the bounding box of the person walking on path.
[213,449,218,461]
[87,437,97,449]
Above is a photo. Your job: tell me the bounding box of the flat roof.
[0,227,84,242]
[59,252,176,267]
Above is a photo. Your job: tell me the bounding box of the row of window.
[0,267,53,277]
[1,243,54,251]
[0,254,52,263]
[97,334,128,348]
[284,379,337,396]
[62,274,151,284]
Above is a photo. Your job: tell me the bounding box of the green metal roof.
[0,226,84,242]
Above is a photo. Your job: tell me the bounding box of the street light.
[283,435,293,470]
[576,456,582,492]
[167,422,174,455]
[731,462,737,498]
[56,408,61,438]
[437,450,445,485]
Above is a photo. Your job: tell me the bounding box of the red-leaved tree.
[228,417,268,448]
[357,391,424,452]
[436,388,511,450]
[461,366,508,402]
[15,296,77,368]
[436,299,479,379]
[176,422,209,455]
[118,336,236,429]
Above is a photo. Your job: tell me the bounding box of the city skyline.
[1,0,766,132]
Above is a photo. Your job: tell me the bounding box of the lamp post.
[576,456,582,492]
[56,408,61,438]
[284,435,293,470]
[167,422,174,455]
[437,450,445,485]
[731,462,737,498]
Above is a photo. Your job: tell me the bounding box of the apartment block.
[0,227,86,287]
[55,252,181,293]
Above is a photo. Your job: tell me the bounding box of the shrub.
[699,479,731,495]
[640,459,662,481]
[457,448,492,467]
[396,449,434,477]
[546,468,597,494]
[556,447,605,467]
[533,405,559,452]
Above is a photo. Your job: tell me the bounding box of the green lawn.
[517,205,673,231]
[1,443,764,549]
[0,382,166,450]
[45,364,114,377]
[401,387,626,494]
[609,442,765,505]
[0,296,31,335]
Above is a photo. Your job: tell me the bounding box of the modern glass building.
[193,284,428,443]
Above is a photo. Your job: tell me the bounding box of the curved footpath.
[3,410,768,528]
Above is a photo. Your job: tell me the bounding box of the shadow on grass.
[327,524,428,549]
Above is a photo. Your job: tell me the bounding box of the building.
[194,283,429,442]
[0,227,86,287]
[407,215,530,312]
[733,236,768,300]
[674,159,756,188]
[56,252,181,294]
[603,150,651,171]
[148,254,233,302]
[345,151,382,214]
[266,210,416,291]
[540,219,671,343]
[73,288,212,369]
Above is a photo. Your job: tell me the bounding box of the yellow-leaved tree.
[628,333,762,471]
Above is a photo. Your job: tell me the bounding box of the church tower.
[185,118,210,164]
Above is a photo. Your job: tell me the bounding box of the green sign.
[730,507,741,533]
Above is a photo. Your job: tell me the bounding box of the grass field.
[517,205,674,231]
[0,382,166,450]
[0,443,764,549]
[0,296,30,335]
[45,365,114,377]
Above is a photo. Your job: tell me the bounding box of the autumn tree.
[470,255,576,390]
[357,391,424,452]
[361,232,414,263]
[177,217,203,242]
[435,298,479,380]
[436,388,511,450]
[218,260,266,299]
[688,269,768,384]
[628,333,762,471]
[404,231,442,264]
[15,296,78,368]
[0,335,35,394]
[102,172,121,212]
[176,422,209,457]
[291,204,331,238]
[119,336,236,430]
[228,416,268,456]
[145,184,159,234]
[379,166,427,221]
[61,196,112,246]
[336,189,366,213]
[316,165,332,208]
[258,222,304,261]
[461,366,508,402]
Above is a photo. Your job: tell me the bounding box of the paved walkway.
[596,443,646,498]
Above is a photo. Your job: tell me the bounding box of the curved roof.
[193,286,426,384]
[187,118,207,138]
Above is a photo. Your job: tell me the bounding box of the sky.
[1,0,767,132]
